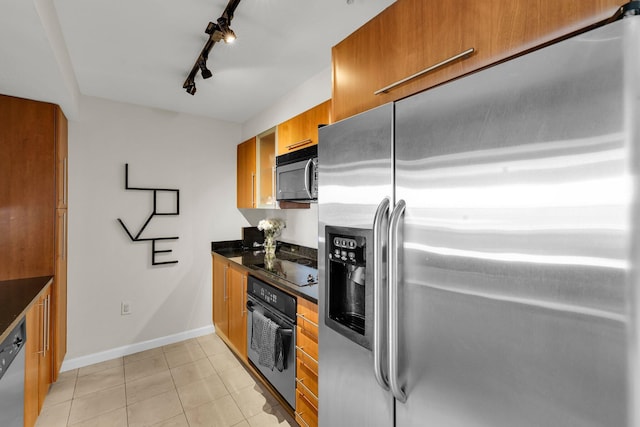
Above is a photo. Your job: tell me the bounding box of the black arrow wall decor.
[117,163,180,265]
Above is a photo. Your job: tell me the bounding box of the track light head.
[217,17,236,43]
[185,82,196,95]
[198,59,213,79]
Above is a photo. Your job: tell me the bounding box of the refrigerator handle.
[388,199,407,403]
[373,197,391,391]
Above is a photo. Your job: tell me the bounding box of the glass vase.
[264,235,276,269]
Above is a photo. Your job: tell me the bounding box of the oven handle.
[246,300,294,336]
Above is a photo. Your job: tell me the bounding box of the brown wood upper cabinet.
[277,100,331,155]
[237,137,257,208]
[331,0,624,121]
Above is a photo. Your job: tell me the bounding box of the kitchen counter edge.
[211,246,318,304]
[0,276,53,343]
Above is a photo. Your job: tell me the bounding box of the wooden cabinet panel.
[277,100,331,155]
[228,264,247,360]
[296,299,319,427]
[52,208,68,380]
[1,94,68,388]
[0,95,56,281]
[212,255,248,360]
[237,137,256,208]
[212,255,230,339]
[256,128,276,208]
[24,284,52,427]
[55,107,68,209]
[331,0,623,121]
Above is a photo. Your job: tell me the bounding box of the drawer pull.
[286,138,313,150]
[295,411,312,427]
[296,345,318,365]
[296,313,319,334]
[296,378,319,401]
[374,48,475,95]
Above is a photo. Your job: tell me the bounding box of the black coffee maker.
[325,226,373,349]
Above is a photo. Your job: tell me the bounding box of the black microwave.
[275,145,318,202]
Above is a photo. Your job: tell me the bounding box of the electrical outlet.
[121,301,132,315]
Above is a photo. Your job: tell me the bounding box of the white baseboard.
[60,325,216,372]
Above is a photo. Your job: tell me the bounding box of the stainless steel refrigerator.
[318,14,640,427]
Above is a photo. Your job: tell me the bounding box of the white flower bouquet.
[257,218,286,238]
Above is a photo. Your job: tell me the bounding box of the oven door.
[246,295,297,408]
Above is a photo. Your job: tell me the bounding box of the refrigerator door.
[393,18,636,427]
[318,103,394,427]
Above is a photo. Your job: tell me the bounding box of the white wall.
[66,95,248,365]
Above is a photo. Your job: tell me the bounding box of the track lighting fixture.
[182,0,242,95]
[198,57,213,79]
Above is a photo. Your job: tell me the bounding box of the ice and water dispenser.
[325,226,373,349]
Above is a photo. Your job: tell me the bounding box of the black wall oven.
[246,275,297,408]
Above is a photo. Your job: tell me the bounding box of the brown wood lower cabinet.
[212,254,247,360]
[24,283,52,427]
[296,298,319,427]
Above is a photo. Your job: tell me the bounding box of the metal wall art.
[117,164,180,265]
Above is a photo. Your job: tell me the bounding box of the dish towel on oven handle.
[251,310,285,371]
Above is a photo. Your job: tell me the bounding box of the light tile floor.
[35,333,297,427]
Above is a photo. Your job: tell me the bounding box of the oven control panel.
[247,275,297,320]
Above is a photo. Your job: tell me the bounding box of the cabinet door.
[212,255,229,339]
[237,137,256,208]
[277,100,331,155]
[0,95,56,281]
[55,106,68,209]
[38,287,52,410]
[228,264,248,359]
[331,0,623,121]
[24,296,41,427]
[256,128,276,208]
[24,285,52,427]
[52,208,68,380]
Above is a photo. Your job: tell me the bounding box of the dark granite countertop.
[211,241,318,304]
[0,276,53,342]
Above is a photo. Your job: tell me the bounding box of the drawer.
[296,326,318,360]
[297,300,319,339]
[295,388,319,427]
[296,341,318,377]
[296,358,318,397]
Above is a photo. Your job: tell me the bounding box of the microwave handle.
[303,159,313,199]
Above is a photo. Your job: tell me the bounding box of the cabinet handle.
[286,138,312,151]
[272,166,277,207]
[296,377,319,402]
[374,48,475,95]
[62,210,67,261]
[251,173,256,208]
[296,313,319,327]
[63,157,68,206]
[224,265,229,301]
[37,300,45,355]
[241,275,247,315]
[45,295,50,352]
[295,411,311,427]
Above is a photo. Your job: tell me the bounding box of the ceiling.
[0,0,395,123]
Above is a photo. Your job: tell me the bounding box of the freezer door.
[393,18,635,427]
[318,103,394,427]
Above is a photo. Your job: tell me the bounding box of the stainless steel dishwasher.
[0,317,26,427]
